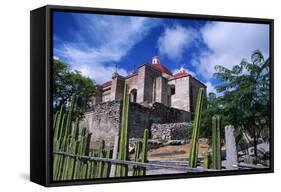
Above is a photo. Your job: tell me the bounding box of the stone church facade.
[81,56,206,147]
[93,56,206,112]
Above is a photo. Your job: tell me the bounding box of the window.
[130,89,137,103]
[170,85,175,95]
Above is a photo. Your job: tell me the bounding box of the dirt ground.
[148,140,209,159]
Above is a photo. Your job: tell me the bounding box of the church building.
[93,56,206,112]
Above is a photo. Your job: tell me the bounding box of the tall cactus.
[133,141,141,176]
[53,107,65,180]
[63,118,79,180]
[65,95,76,136]
[53,95,76,180]
[203,151,211,169]
[53,109,67,180]
[96,140,105,178]
[102,147,112,178]
[53,111,59,131]
[189,88,205,167]
[116,84,130,177]
[53,105,64,145]
[53,95,101,181]
[140,129,149,176]
[212,115,222,169]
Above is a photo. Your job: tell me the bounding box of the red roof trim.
[173,70,188,78]
[101,80,112,88]
[151,63,173,76]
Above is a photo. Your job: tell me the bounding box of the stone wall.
[80,101,122,147]
[102,89,111,102]
[189,77,206,112]
[154,76,169,105]
[137,64,162,104]
[126,73,138,91]
[110,74,125,101]
[151,122,192,143]
[129,102,191,139]
[81,101,191,147]
[169,76,191,112]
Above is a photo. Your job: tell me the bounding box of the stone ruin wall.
[151,122,192,143]
[80,101,122,148]
[129,102,191,139]
[80,101,191,148]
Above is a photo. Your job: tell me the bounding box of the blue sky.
[53,11,270,94]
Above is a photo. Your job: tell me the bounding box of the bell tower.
[152,56,160,64]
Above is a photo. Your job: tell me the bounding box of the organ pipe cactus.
[53,109,66,180]
[103,147,112,178]
[65,95,76,136]
[212,115,222,169]
[203,151,211,169]
[53,111,59,131]
[53,105,64,145]
[54,95,105,181]
[64,118,80,180]
[116,84,130,177]
[189,88,205,167]
[97,140,105,178]
[140,129,149,176]
[133,141,141,176]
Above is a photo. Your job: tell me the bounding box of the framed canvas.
[30,5,274,187]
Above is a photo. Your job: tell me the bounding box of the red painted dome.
[152,63,173,76]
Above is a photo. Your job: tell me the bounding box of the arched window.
[130,89,137,103]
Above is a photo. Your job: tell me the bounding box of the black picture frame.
[30,4,274,187]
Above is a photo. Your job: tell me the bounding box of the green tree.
[53,59,97,119]
[214,50,270,160]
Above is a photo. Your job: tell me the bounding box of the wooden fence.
[52,89,267,181]
[54,151,222,173]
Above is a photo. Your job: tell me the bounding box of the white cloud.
[55,14,159,84]
[157,25,198,61]
[204,81,217,95]
[193,22,269,80]
[75,64,128,84]
[53,56,59,60]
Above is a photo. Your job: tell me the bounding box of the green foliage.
[53,59,97,120]
[189,88,205,167]
[213,50,270,159]
[201,93,224,138]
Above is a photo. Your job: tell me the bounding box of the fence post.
[225,125,238,169]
